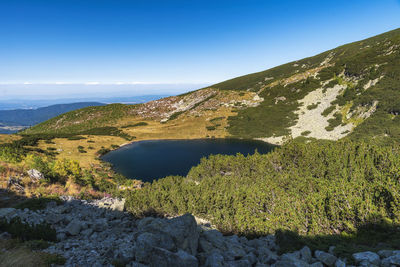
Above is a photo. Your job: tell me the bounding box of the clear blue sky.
[0,0,399,97]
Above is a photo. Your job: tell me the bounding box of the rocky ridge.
[1,197,399,267]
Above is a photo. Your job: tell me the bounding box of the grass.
[13,197,61,211]
[0,239,65,267]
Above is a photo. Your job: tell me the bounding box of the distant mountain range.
[0,102,104,134]
[0,95,169,110]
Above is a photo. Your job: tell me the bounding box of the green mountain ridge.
[23,28,400,144]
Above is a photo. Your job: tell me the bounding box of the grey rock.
[127,262,149,267]
[205,250,224,267]
[300,246,313,263]
[137,246,198,267]
[275,259,311,267]
[225,259,251,267]
[27,169,44,181]
[93,218,108,232]
[165,214,199,255]
[310,263,324,267]
[81,228,94,237]
[335,259,346,267]
[381,254,400,267]
[224,240,247,260]
[0,208,16,218]
[203,230,225,249]
[378,249,394,258]
[45,212,63,224]
[315,250,337,267]
[352,251,380,265]
[199,238,215,253]
[258,246,278,264]
[242,252,257,265]
[65,219,83,235]
[56,232,67,241]
[136,232,175,256]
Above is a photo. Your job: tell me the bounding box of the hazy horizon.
[1,0,399,99]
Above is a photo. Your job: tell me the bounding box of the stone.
[93,218,108,232]
[242,252,257,265]
[224,240,247,260]
[334,259,346,267]
[310,263,324,267]
[377,249,394,258]
[275,259,311,267]
[27,169,45,181]
[0,208,16,218]
[225,259,251,267]
[45,212,63,224]
[205,250,224,267]
[56,232,67,241]
[203,230,225,249]
[135,232,175,258]
[81,228,94,237]
[352,251,380,266]
[137,246,198,267]
[315,250,337,267]
[0,232,11,240]
[381,254,400,267]
[65,219,83,235]
[110,198,125,211]
[164,214,199,255]
[199,238,215,253]
[300,246,313,263]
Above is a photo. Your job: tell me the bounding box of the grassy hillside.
[21,28,400,146]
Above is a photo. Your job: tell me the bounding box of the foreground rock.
[0,197,399,266]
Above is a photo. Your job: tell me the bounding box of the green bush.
[126,140,400,238]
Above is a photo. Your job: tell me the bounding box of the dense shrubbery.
[25,154,82,184]
[126,140,400,238]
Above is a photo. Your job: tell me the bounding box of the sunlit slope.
[24,28,400,144]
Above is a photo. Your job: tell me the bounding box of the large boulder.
[65,219,84,235]
[137,214,199,255]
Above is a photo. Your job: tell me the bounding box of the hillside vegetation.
[126,139,400,254]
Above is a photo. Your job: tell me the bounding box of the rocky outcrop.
[27,168,45,181]
[1,197,399,267]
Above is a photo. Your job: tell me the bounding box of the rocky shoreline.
[1,197,399,267]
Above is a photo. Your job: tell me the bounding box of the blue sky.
[0,0,399,98]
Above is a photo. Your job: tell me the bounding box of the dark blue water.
[101,139,275,182]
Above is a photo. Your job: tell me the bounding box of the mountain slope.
[24,28,400,144]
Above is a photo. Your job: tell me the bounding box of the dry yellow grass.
[0,247,45,267]
[0,134,21,144]
[37,135,126,168]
